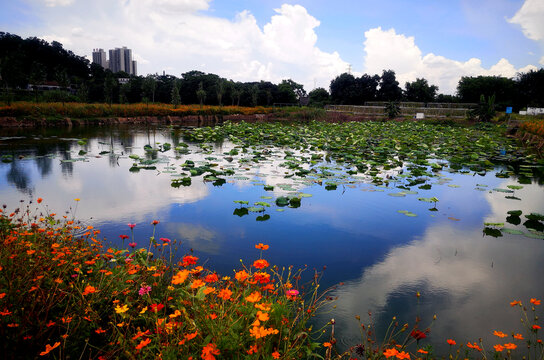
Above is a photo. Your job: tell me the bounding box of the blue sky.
[1,0,543,94]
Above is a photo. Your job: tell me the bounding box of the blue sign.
[506,107,512,114]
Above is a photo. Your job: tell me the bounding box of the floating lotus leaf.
[254,201,271,207]
[483,227,502,237]
[507,185,524,190]
[507,210,522,216]
[247,207,265,213]
[233,200,249,205]
[525,213,544,221]
[500,228,524,235]
[256,214,271,222]
[275,197,290,207]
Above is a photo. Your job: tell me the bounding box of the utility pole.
[347,64,352,74]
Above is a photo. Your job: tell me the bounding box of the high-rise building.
[92,47,137,75]
[92,48,107,68]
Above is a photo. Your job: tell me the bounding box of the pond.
[1,122,543,355]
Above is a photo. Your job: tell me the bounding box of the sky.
[1,0,543,94]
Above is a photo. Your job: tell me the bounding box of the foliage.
[517,69,544,107]
[171,81,181,109]
[329,73,379,105]
[196,81,206,107]
[378,70,403,101]
[385,101,401,119]
[308,88,330,107]
[457,76,516,109]
[520,119,544,138]
[404,78,438,103]
[0,200,334,359]
[0,101,274,118]
[469,94,496,122]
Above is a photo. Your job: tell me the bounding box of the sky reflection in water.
[1,126,543,353]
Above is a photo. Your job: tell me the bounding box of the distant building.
[92,47,137,75]
[92,48,107,68]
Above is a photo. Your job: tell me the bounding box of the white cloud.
[30,2,348,90]
[363,27,537,94]
[44,0,74,7]
[508,0,544,41]
[540,56,544,65]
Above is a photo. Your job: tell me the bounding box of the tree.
[277,80,298,104]
[329,73,379,105]
[308,88,330,107]
[469,94,496,122]
[378,70,402,101]
[104,74,116,106]
[216,79,224,106]
[516,68,544,107]
[404,78,438,103]
[384,101,401,119]
[457,76,516,108]
[250,84,259,107]
[142,75,157,104]
[196,81,206,107]
[29,62,46,102]
[119,82,130,104]
[171,81,181,108]
[231,83,241,106]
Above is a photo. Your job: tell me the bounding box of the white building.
[92,47,137,75]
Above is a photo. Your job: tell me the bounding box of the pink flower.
[124,258,133,263]
[139,285,151,296]
[129,242,136,248]
[286,289,299,296]
[128,223,136,229]
[160,237,171,243]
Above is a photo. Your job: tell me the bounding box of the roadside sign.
[506,107,512,114]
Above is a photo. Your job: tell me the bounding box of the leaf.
[233,200,249,205]
[247,207,265,213]
[507,210,522,216]
[233,208,249,217]
[388,192,406,197]
[483,227,502,237]
[493,188,514,193]
[298,193,313,198]
[275,197,290,207]
[506,185,524,190]
[256,214,271,222]
[484,222,504,227]
[525,213,544,221]
[500,228,524,235]
[254,201,271,207]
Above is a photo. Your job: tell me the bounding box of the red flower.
[129,242,137,248]
[151,220,160,225]
[252,259,270,269]
[160,237,171,243]
[150,303,164,312]
[182,255,199,266]
[204,273,219,283]
[410,329,427,340]
[37,198,43,204]
[127,223,136,229]
[119,235,129,240]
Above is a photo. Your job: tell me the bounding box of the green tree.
[404,78,438,103]
[104,74,116,106]
[119,82,130,104]
[384,101,401,119]
[457,76,516,108]
[171,81,181,108]
[469,94,496,122]
[250,84,259,106]
[216,79,225,106]
[516,68,544,107]
[29,62,46,102]
[378,70,402,101]
[308,88,330,107]
[196,81,206,107]
[142,75,157,104]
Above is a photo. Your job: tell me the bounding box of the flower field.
[0,102,272,118]
[0,199,332,359]
[1,199,542,359]
[520,119,544,139]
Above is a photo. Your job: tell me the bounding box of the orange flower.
[186,331,198,340]
[255,243,269,250]
[253,272,271,284]
[172,270,190,285]
[246,344,258,355]
[323,342,332,348]
[201,343,220,360]
[510,300,521,307]
[245,291,262,303]
[396,351,410,360]
[493,331,507,338]
[272,351,280,359]
[513,333,524,340]
[466,342,482,352]
[256,310,269,321]
[217,288,232,301]
[255,302,271,311]
[135,338,151,350]
[249,325,279,339]
[37,198,43,204]
[530,298,541,306]
[533,325,541,330]
[235,270,248,282]
[383,348,399,358]
[203,287,215,295]
[39,342,60,356]
[204,273,219,283]
[191,279,205,289]
[417,349,428,354]
[83,285,96,296]
[494,344,504,352]
[447,339,456,345]
[503,343,517,350]
[253,259,270,269]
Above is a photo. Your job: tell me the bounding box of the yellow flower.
[140,306,148,314]
[115,304,129,314]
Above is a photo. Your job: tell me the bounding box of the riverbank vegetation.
[1,201,542,359]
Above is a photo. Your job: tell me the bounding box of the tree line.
[1,32,543,110]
